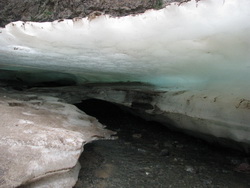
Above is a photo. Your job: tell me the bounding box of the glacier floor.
[75,99,250,188]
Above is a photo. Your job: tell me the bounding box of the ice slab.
[23,84,250,152]
[0,91,113,187]
[0,0,249,96]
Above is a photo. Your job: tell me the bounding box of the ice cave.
[0,0,250,187]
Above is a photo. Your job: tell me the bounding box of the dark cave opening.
[75,99,171,142]
[75,99,247,154]
[74,99,250,188]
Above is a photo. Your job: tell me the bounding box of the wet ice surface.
[75,99,250,188]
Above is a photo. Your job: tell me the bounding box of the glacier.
[0,0,250,150]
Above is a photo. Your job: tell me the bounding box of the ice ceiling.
[0,0,249,94]
[0,0,250,148]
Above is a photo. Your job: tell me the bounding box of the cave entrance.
[75,99,168,140]
[74,99,249,188]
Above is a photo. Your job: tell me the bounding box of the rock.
[234,163,250,173]
[137,148,148,153]
[160,149,170,156]
[0,0,194,27]
[94,164,116,179]
[202,179,212,186]
[21,163,81,188]
[185,166,195,173]
[132,133,142,139]
[0,91,113,187]
[0,0,169,27]
[163,142,172,148]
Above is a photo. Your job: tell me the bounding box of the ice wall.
[0,0,249,95]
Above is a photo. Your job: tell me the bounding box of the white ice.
[0,0,249,96]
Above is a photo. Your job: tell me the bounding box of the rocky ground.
[75,99,250,188]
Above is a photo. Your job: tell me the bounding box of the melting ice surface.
[0,0,249,95]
